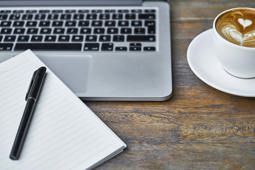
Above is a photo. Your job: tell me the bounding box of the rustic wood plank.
[171,0,255,21]
[85,1,255,169]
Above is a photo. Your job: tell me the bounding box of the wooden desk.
[86,1,255,169]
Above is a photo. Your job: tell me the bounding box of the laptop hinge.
[0,0,143,6]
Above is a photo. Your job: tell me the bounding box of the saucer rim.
[187,28,255,97]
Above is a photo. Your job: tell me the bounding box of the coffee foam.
[216,8,255,48]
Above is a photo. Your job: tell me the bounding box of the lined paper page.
[0,50,126,170]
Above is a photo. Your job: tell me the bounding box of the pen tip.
[9,155,19,160]
[39,66,47,72]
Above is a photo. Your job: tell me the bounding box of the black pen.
[10,67,47,160]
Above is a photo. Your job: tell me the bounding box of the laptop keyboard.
[0,8,157,52]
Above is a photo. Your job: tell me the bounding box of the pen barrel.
[10,99,36,160]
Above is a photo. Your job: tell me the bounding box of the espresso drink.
[216,8,255,48]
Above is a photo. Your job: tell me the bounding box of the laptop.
[0,0,172,101]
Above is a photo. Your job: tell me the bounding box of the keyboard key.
[78,10,89,13]
[31,35,43,42]
[58,35,70,42]
[145,20,155,26]
[131,21,142,27]
[134,28,145,34]
[78,21,89,27]
[14,28,25,34]
[101,43,113,51]
[45,35,56,42]
[0,14,8,20]
[86,14,97,20]
[26,21,37,27]
[52,10,63,13]
[99,35,111,42]
[39,10,50,13]
[121,28,132,34]
[27,28,38,34]
[107,28,118,34]
[130,43,142,47]
[113,35,124,42]
[112,14,123,20]
[105,21,116,27]
[15,43,82,51]
[148,26,156,34]
[118,9,129,13]
[131,9,142,13]
[92,21,102,27]
[61,14,71,20]
[105,10,113,13]
[40,28,52,34]
[65,10,76,13]
[0,21,11,27]
[35,14,46,20]
[54,28,65,34]
[94,28,105,34]
[92,9,103,13]
[99,14,110,20]
[13,21,25,27]
[26,10,37,13]
[17,35,29,42]
[73,14,84,20]
[0,43,13,51]
[118,21,129,27]
[65,21,76,27]
[1,28,12,34]
[125,14,136,19]
[127,35,155,42]
[22,14,33,20]
[4,36,16,42]
[80,28,91,34]
[52,21,63,27]
[85,35,97,42]
[67,28,78,34]
[144,46,156,51]
[39,21,50,27]
[47,14,59,20]
[130,46,141,51]
[84,43,99,51]
[138,14,155,19]
[145,9,156,13]
[72,35,83,42]
[115,46,127,51]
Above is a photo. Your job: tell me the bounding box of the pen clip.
[25,70,37,101]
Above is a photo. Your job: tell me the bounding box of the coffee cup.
[213,7,255,78]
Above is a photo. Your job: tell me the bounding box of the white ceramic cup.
[213,7,255,79]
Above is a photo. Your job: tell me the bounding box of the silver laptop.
[0,0,172,101]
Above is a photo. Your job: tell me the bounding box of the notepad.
[0,50,126,170]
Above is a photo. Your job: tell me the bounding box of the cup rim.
[213,7,255,51]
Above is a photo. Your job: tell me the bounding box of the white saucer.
[187,29,255,97]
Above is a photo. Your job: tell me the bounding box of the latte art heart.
[222,25,255,45]
[216,8,255,47]
[238,18,252,28]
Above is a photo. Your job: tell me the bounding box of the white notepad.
[0,50,126,170]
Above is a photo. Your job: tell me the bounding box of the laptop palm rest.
[38,54,91,94]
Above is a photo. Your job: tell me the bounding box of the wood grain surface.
[85,1,255,169]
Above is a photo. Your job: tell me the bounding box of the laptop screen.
[0,0,142,6]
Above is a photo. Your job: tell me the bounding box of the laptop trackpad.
[38,54,91,94]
